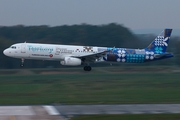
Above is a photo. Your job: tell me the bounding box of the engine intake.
[60,57,82,66]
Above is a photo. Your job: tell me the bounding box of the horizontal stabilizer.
[154,53,173,58]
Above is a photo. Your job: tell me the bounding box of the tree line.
[0,23,179,69]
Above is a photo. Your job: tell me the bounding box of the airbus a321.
[3,29,173,71]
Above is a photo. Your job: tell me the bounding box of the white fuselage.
[3,43,105,61]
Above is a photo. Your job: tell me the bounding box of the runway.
[0,106,64,120]
[55,104,180,115]
[0,104,180,120]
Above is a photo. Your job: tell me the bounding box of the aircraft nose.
[3,49,10,56]
[3,49,7,55]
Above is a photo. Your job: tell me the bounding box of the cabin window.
[10,46,16,49]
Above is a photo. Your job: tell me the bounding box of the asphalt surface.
[0,106,65,120]
[1,104,180,119]
[55,104,180,115]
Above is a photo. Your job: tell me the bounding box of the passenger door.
[21,43,26,53]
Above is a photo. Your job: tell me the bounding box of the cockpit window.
[10,46,16,49]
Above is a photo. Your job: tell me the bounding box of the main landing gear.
[83,66,92,71]
[21,58,24,67]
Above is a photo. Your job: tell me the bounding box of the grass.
[0,66,180,119]
[0,66,179,104]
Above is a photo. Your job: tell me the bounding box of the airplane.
[3,29,173,71]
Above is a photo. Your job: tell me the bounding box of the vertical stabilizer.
[145,29,172,54]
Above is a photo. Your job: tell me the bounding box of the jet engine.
[60,57,82,66]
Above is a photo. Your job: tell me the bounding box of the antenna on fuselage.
[112,46,115,51]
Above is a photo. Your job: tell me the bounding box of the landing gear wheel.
[87,66,91,71]
[83,66,92,71]
[21,64,24,67]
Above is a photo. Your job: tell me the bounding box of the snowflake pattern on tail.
[146,29,172,53]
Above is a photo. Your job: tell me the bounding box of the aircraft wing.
[73,50,109,62]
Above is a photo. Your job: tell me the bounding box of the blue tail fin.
[145,29,172,54]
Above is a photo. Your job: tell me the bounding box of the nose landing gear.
[83,66,92,71]
[21,58,24,67]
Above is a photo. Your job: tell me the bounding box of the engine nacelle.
[60,57,82,66]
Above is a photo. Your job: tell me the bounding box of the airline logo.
[155,36,169,46]
[49,54,53,58]
[28,45,53,53]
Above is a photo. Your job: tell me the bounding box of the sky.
[0,0,180,30]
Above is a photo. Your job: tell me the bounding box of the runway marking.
[43,106,60,115]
